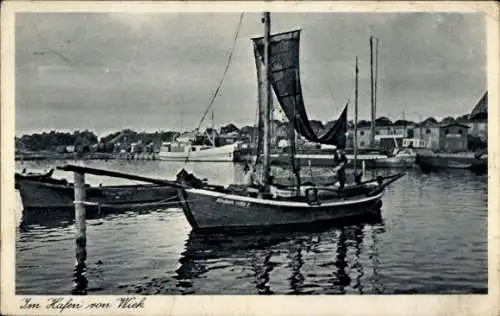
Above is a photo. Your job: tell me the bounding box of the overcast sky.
[15,12,486,136]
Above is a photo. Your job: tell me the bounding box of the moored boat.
[158,142,238,162]
[174,12,405,232]
[370,148,418,168]
[158,129,239,162]
[177,171,403,231]
[415,151,487,172]
[15,170,179,216]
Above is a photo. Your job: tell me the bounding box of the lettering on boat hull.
[216,197,250,208]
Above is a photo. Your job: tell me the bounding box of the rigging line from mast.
[194,12,245,132]
[183,13,244,164]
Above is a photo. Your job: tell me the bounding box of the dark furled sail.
[318,103,348,149]
[252,29,347,147]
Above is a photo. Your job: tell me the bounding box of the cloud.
[15,12,486,135]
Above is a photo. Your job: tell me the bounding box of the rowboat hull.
[177,187,383,231]
[16,177,179,214]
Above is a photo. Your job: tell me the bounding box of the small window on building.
[375,131,380,135]
[426,129,431,134]
[458,129,463,135]
[360,131,365,136]
[360,141,365,147]
[445,129,449,135]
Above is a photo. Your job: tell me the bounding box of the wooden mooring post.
[55,164,186,294]
[72,171,88,295]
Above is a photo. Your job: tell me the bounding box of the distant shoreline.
[15,152,158,162]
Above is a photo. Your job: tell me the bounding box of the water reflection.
[15,161,487,294]
[336,230,350,293]
[253,250,274,294]
[369,226,384,294]
[352,225,364,294]
[19,206,173,232]
[287,245,304,294]
[175,213,383,294]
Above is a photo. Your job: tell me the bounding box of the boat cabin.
[377,135,404,155]
[402,138,426,149]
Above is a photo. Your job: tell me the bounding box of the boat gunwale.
[15,178,177,190]
[21,199,179,211]
[185,187,384,208]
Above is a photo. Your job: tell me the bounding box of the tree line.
[15,115,476,153]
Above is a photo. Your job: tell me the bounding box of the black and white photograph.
[1,1,499,315]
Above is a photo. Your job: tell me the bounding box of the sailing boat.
[158,109,240,162]
[176,12,405,231]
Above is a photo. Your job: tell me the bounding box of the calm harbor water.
[15,160,487,294]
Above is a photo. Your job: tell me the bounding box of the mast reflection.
[176,212,384,294]
[287,243,305,294]
[352,225,365,294]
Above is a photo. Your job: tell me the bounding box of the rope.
[197,12,244,129]
[184,13,245,164]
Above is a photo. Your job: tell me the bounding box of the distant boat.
[241,140,420,169]
[15,169,179,216]
[174,12,405,231]
[368,137,425,168]
[415,151,487,172]
[158,130,239,162]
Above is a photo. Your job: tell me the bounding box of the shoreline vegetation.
[15,114,486,162]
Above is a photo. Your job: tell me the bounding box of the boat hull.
[415,152,487,171]
[178,188,383,231]
[16,178,179,214]
[371,156,416,168]
[158,144,237,162]
[239,153,415,169]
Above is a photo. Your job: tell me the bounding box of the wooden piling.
[72,171,88,295]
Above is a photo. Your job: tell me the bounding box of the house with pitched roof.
[468,92,487,140]
[415,117,441,150]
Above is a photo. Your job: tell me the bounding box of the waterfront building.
[416,118,441,151]
[468,92,488,140]
[439,123,470,152]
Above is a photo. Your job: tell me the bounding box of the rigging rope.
[194,13,245,132]
[183,13,244,164]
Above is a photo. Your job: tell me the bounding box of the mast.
[370,36,375,148]
[375,38,379,131]
[211,110,214,132]
[354,57,359,174]
[210,110,215,146]
[262,12,272,192]
[289,82,300,195]
[419,114,423,139]
[180,97,184,132]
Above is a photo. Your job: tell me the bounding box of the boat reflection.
[174,212,384,294]
[18,205,176,232]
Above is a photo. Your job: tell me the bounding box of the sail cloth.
[252,29,347,148]
[318,104,348,149]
